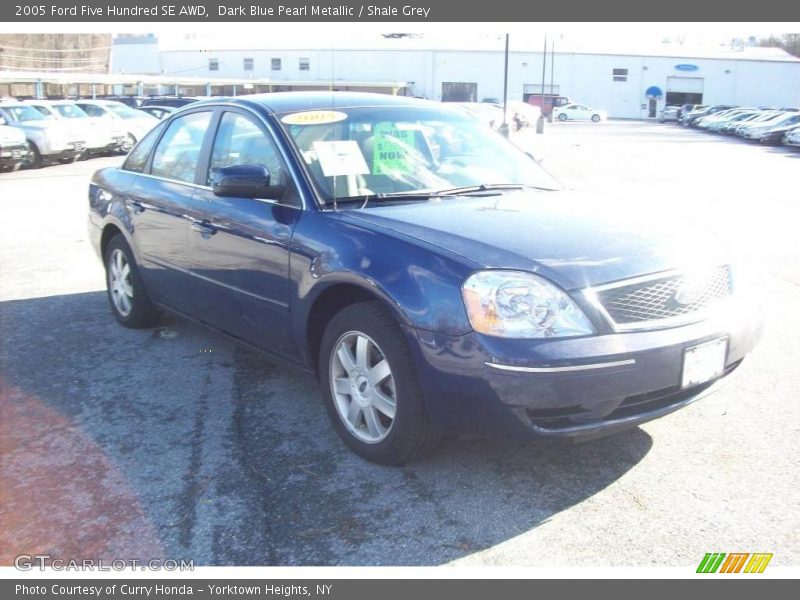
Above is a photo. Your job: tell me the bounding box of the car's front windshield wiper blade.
[329,183,555,208]
[429,183,556,195]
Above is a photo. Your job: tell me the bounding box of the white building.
[110,34,800,119]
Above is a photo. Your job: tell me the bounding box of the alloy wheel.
[108,248,134,317]
[329,331,397,444]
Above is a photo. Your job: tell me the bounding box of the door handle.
[190,221,217,236]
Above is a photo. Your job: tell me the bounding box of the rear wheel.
[558,113,567,121]
[319,301,439,465]
[104,234,161,328]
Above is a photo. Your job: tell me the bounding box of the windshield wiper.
[429,183,556,195]
[329,183,554,209]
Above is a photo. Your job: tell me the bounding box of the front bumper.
[39,139,86,157]
[407,296,763,439]
[0,143,29,166]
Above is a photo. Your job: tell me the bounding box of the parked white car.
[553,103,608,122]
[740,112,800,140]
[26,100,128,156]
[0,102,86,167]
[453,102,505,130]
[784,127,800,148]
[0,122,30,171]
[74,100,158,149]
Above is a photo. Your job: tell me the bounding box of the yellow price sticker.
[280,110,348,126]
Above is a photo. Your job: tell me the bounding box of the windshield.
[53,103,89,119]
[1,105,45,123]
[278,105,561,204]
[104,103,141,119]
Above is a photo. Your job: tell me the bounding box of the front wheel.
[120,134,136,154]
[23,142,42,169]
[591,114,601,123]
[558,113,567,121]
[319,301,439,465]
[104,234,161,328]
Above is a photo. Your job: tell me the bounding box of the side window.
[151,111,212,184]
[123,122,166,173]
[80,105,103,117]
[207,112,288,191]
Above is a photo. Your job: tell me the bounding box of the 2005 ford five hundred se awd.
[89,92,763,464]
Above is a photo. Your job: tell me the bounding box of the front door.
[189,109,301,356]
[648,98,658,118]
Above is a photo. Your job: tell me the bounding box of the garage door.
[666,76,704,93]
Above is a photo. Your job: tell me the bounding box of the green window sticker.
[372,123,417,175]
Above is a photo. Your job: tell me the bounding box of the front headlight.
[462,270,595,339]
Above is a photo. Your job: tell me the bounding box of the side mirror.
[211,164,285,199]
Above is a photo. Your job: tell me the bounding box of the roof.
[208,91,438,114]
[156,32,800,63]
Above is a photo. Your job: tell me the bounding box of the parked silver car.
[659,106,680,123]
[0,102,85,167]
[74,100,159,150]
[26,100,128,156]
[0,122,30,171]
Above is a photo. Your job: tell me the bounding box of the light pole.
[499,33,510,138]
[547,39,555,123]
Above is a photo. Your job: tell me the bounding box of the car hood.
[0,126,26,144]
[342,190,729,290]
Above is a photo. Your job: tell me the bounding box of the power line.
[0,54,107,63]
[0,64,108,72]
[0,43,113,53]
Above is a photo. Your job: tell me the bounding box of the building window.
[243,58,254,71]
[612,68,628,82]
[299,57,310,71]
[209,58,219,72]
[271,58,281,71]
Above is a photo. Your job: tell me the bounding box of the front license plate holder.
[682,337,728,389]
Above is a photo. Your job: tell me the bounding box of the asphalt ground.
[1,120,798,567]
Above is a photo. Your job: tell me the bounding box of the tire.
[558,113,567,121]
[104,234,161,328]
[23,142,42,169]
[58,153,81,164]
[120,134,136,154]
[591,114,601,123]
[318,301,440,465]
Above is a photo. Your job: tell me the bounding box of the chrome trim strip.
[485,358,636,373]
[135,171,213,191]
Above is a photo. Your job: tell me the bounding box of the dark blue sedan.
[88,92,763,464]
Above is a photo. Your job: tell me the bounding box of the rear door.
[189,108,302,355]
[125,109,214,313]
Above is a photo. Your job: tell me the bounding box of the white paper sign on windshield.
[312,141,370,177]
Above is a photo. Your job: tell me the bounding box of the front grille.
[597,266,732,325]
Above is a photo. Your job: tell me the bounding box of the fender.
[89,167,140,259]
[289,210,478,362]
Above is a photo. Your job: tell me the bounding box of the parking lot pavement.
[1,123,798,567]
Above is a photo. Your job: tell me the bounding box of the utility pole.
[536,35,547,133]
